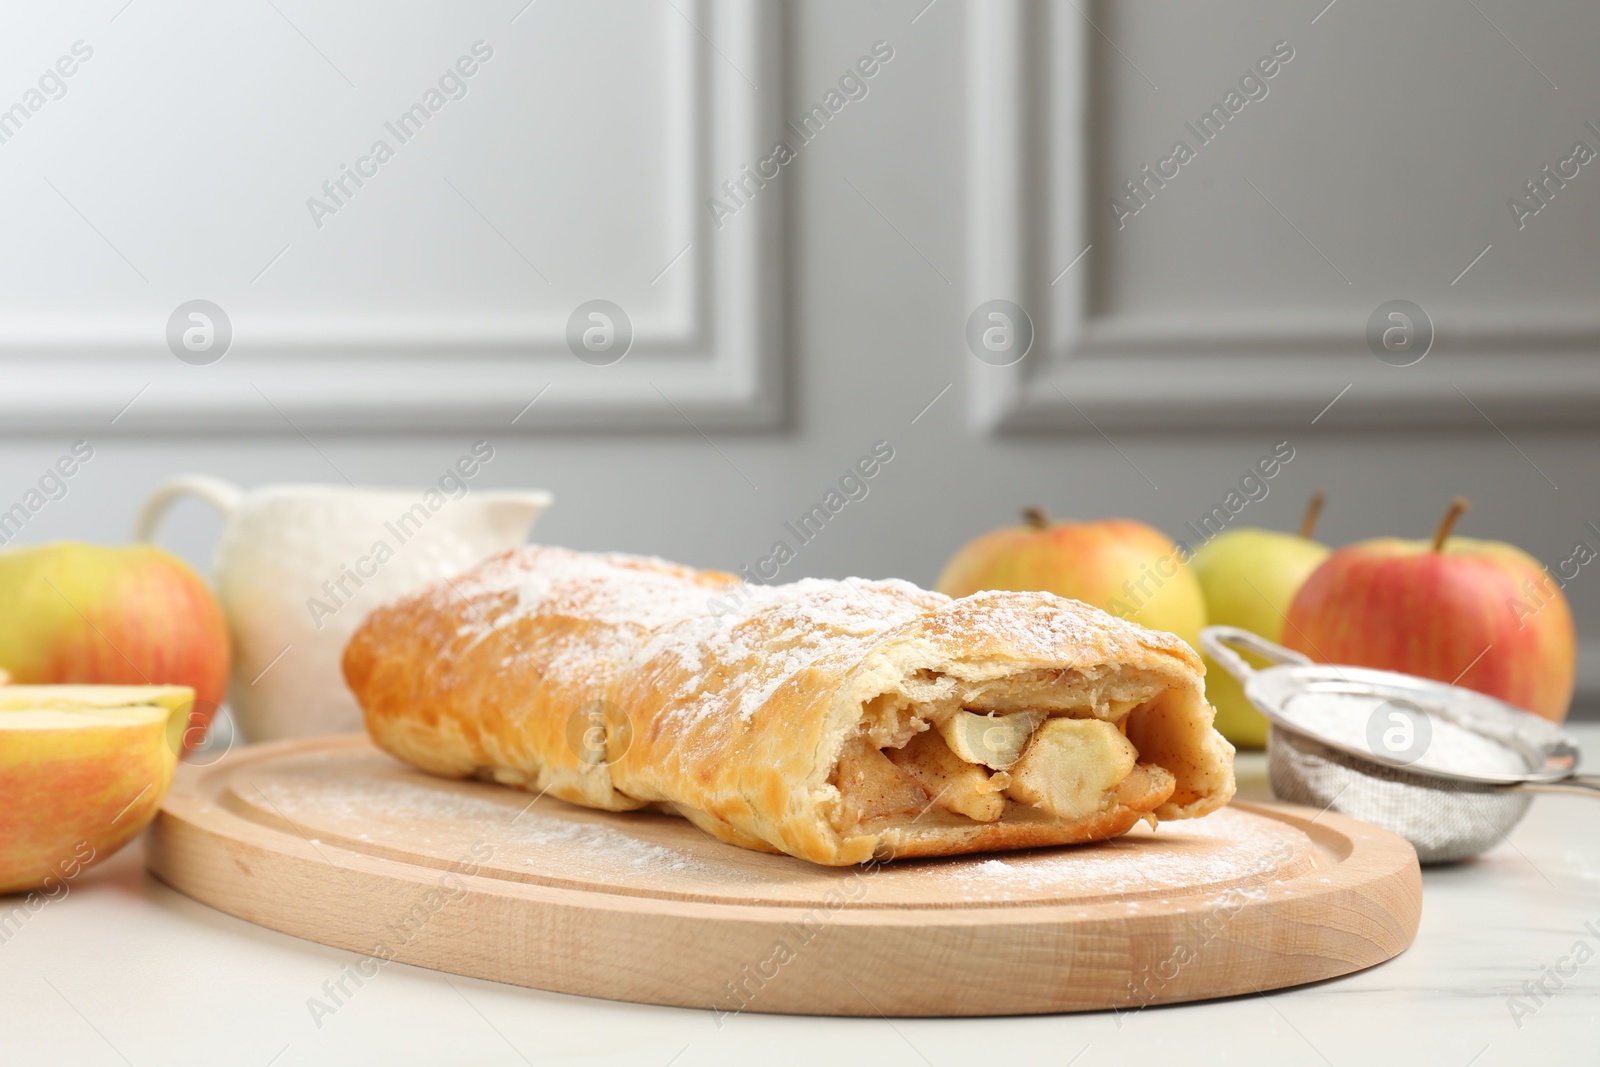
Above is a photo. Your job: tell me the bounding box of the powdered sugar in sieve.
[1200,626,1600,863]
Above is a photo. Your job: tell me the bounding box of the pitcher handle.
[1199,626,1312,686]
[133,475,243,542]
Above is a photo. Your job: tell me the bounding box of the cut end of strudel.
[343,546,1235,867]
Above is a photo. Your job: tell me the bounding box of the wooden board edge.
[146,779,1423,1016]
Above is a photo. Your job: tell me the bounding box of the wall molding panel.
[0,0,784,434]
[965,0,1600,434]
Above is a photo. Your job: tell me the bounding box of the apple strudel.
[343,546,1234,865]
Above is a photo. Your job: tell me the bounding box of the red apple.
[0,542,230,753]
[1284,498,1575,723]
[936,508,1207,650]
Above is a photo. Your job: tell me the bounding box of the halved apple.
[0,686,190,894]
[0,683,195,717]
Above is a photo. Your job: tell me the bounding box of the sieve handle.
[1199,626,1312,684]
[1519,774,1600,799]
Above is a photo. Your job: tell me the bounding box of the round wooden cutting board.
[146,735,1421,1016]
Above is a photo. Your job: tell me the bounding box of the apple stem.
[1022,506,1051,529]
[1432,497,1470,552]
[1298,490,1326,540]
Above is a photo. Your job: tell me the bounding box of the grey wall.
[3,0,1596,714]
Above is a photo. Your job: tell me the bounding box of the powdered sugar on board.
[230,748,1315,908]
[239,767,722,881]
[927,808,1313,901]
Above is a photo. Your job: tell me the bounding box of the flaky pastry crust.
[343,546,1235,866]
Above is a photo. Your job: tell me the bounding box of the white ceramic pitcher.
[134,475,551,742]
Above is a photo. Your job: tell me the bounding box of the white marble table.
[3,726,1596,1067]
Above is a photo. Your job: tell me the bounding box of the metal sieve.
[1200,626,1600,863]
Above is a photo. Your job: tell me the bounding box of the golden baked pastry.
[343,546,1235,866]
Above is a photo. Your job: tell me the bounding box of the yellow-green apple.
[936,508,1207,650]
[0,684,190,894]
[1285,498,1575,723]
[0,543,229,753]
[1190,492,1332,747]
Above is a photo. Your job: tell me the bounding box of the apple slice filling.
[937,709,1044,769]
[885,730,1009,822]
[828,668,1180,831]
